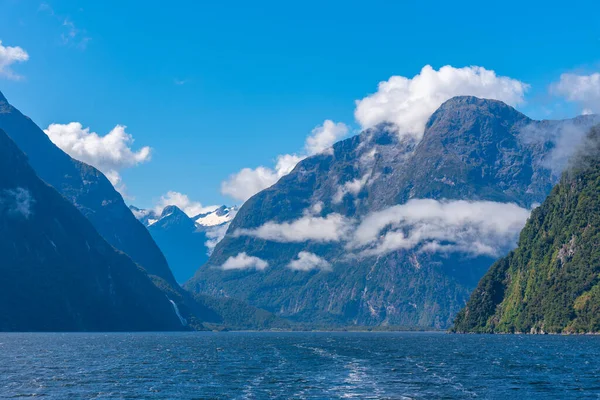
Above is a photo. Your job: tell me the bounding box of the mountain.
[0,128,185,332]
[186,96,600,329]
[131,205,237,284]
[452,125,600,334]
[148,205,210,284]
[0,91,175,284]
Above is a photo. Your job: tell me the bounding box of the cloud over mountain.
[221,252,269,271]
[44,122,151,190]
[221,154,303,202]
[349,199,531,257]
[355,65,528,137]
[0,188,34,219]
[221,120,348,202]
[234,213,350,243]
[287,251,331,271]
[304,120,349,155]
[234,199,531,258]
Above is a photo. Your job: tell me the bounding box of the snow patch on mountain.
[194,206,238,227]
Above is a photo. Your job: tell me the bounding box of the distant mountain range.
[186,96,600,329]
[452,124,600,334]
[131,205,237,283]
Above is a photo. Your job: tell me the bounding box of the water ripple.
[0,332,599,399]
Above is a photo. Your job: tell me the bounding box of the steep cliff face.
[452,125,600,334]
[188,97,599,329]
[0,91,175,284]
[0,129,184,332]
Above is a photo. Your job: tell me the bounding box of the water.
[1,332,599,399]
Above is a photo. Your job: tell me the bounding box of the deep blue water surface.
[1,332,599,399]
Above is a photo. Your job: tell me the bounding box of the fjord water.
[1,332,598,399]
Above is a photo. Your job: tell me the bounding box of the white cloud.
[44,122,151,190]
[519,117,600,177]
[306,201,324,216]
[305,120,349,155]
[220,162,294,202]
[205,223,230,255]
[354,65,528,138]
[104,171,123,187]
[275,153,304,176]
[0,188,34,219]
[154,191,219,217]
[348,199,531,257]
[552,72,600,114]
[227,199,529,270]
[0,40,29,80]
[221,119,347,202]
[221,252,269,271]
[288,251,332,271]
[129,207,150,220]
[332,173,371,204]
[234,213,351,243]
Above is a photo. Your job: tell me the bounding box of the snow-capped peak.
[194,205,238,227]
[130,204,237,229]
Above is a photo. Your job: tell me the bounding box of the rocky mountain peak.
[434,95,523,114]
[424,96,530,137]
[161,205,187,219]
[149,205,196,232]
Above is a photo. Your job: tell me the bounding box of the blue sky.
[1,0,599,209]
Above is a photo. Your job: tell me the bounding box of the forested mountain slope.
[452,125,600,334]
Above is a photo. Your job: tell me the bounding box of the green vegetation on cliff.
[452,125,600,334]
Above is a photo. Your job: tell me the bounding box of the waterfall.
[168,299,187,326]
